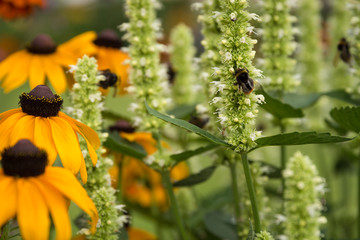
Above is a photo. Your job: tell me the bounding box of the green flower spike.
[121,0,169,131]
[283,151,327,240]
[69,56,123,240]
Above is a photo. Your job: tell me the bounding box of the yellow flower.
[63,30,130,95]
[0,33,78,94]
[0,85,100,183]
[0,0,46,20]
[128,227,157,240]
[0,139,98,240]
[107,123,188,209]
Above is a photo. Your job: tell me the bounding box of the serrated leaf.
[283,92,321,109]
[246,220,255,240]
[170,143,220,165]
[103,132,147,159]
[145,101,230,147]
[330,106,360,133]
[204,211,238,240]
[324,89,360,106]
[173,166,217,187]
[324,118,349,136]
[254,132,352,149]
[167,104,196,119]
[257,87,304,119]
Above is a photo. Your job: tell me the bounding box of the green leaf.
[173,166,217,187]
[246,220,255,240]
[324,89,360,106]
[170,143,220,165]
[103,132,147,159]
[330,106,360,133]
[257,87,304,119]
[204,211,238,240]
[102,110,132,121]
[145,100,230,147]
[254,132,352,149]
[283,92,321,109]
[167,104,196,119]
[324,118,349,136]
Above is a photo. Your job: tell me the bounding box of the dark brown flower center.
[1,139,48,177]
[20,85,63,117]
[93,29,122,49]
[26,34,57,54]
[109,120,135,133]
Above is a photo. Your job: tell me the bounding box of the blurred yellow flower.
[63,30,130,95]
[128,227,157,240]
[0,139,98,240]
[108,126,188,209]
[0,33,78,94]
[0,85,100,183]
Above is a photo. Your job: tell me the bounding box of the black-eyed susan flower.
[64,30,130,95]
[0,85,100,183]
[0,139,98,240]
[108,121,188,209]
[0,0,46,20]
[0,33,78,94]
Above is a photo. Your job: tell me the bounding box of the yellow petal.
[1,52,31,93]
[0,50,27,80]
[29,56,45,89]
[128,228,157,240]
[48,117,83,175]
[9,115,35,146]
[17,178,50,240]
[0,108,22,124]
[79,157,88,184]
[0,112,26,152]
[120,132,157,154]
[59,31,97,57]
[34,117,58,165]
[59,112,100,165]
[43,59,67,94]
[0,171,17,227]
[41,167,98,233]
[29,177,71,240]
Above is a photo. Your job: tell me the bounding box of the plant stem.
[280,122,286,201]
[161,169,188,240]
[229,159,241,234]
[240,152,261,233]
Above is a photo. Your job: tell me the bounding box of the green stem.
[229,159,241,234]
[240,152,261,233]
[161,169,188,240]
[280,122,286,202]
[116,155,124,203]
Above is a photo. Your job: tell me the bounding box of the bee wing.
[333,51,340,67]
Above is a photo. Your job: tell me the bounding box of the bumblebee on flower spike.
[0,85,100,183]
[234,68,255,95]
[0,139,98,240]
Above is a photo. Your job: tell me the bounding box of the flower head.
[0,139,98,240]
[0,34,78,93]
[0,0,46,20]
[0,85,100,183]
[63,30,130,95]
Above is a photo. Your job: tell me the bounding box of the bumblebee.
[234,68,254,94]
[98,69,118,89]
[334,37,351,66]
